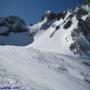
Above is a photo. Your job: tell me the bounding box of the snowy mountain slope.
[0,46,90,90]
[29,5,90,57]
[0,3,90,90]
[30,14,78,56]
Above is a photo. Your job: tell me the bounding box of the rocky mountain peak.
[31,4,90,57]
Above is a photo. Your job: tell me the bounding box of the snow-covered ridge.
[29,4,90,57]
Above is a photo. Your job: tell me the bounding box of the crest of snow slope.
[0,46,90,90]
[29,12,78,56]
[28,13,50,40]
[28,22,44,39]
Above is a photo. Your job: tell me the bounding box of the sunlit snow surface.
[0,46,90,90]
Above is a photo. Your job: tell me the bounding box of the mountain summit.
[29,4,90,57]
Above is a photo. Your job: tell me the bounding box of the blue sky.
[0,0,84,24]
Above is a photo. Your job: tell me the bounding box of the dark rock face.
[82,62,90,66]
[41,12,56,30]
[70,20,90,56]
[56,12,67,20]
[41,12,56,21]
[78,18,90,41]
[64,20,72,29]
[41,11,67,30]
[46,13,56,21]
[41,20,55,30]
[41,11,67,22]
[69,5,90,56]
[76,8,88,17]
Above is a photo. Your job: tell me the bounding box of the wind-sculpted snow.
[0,46,90,90]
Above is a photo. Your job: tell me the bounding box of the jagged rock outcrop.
[41,11,67,30]
[70,5,90,56]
